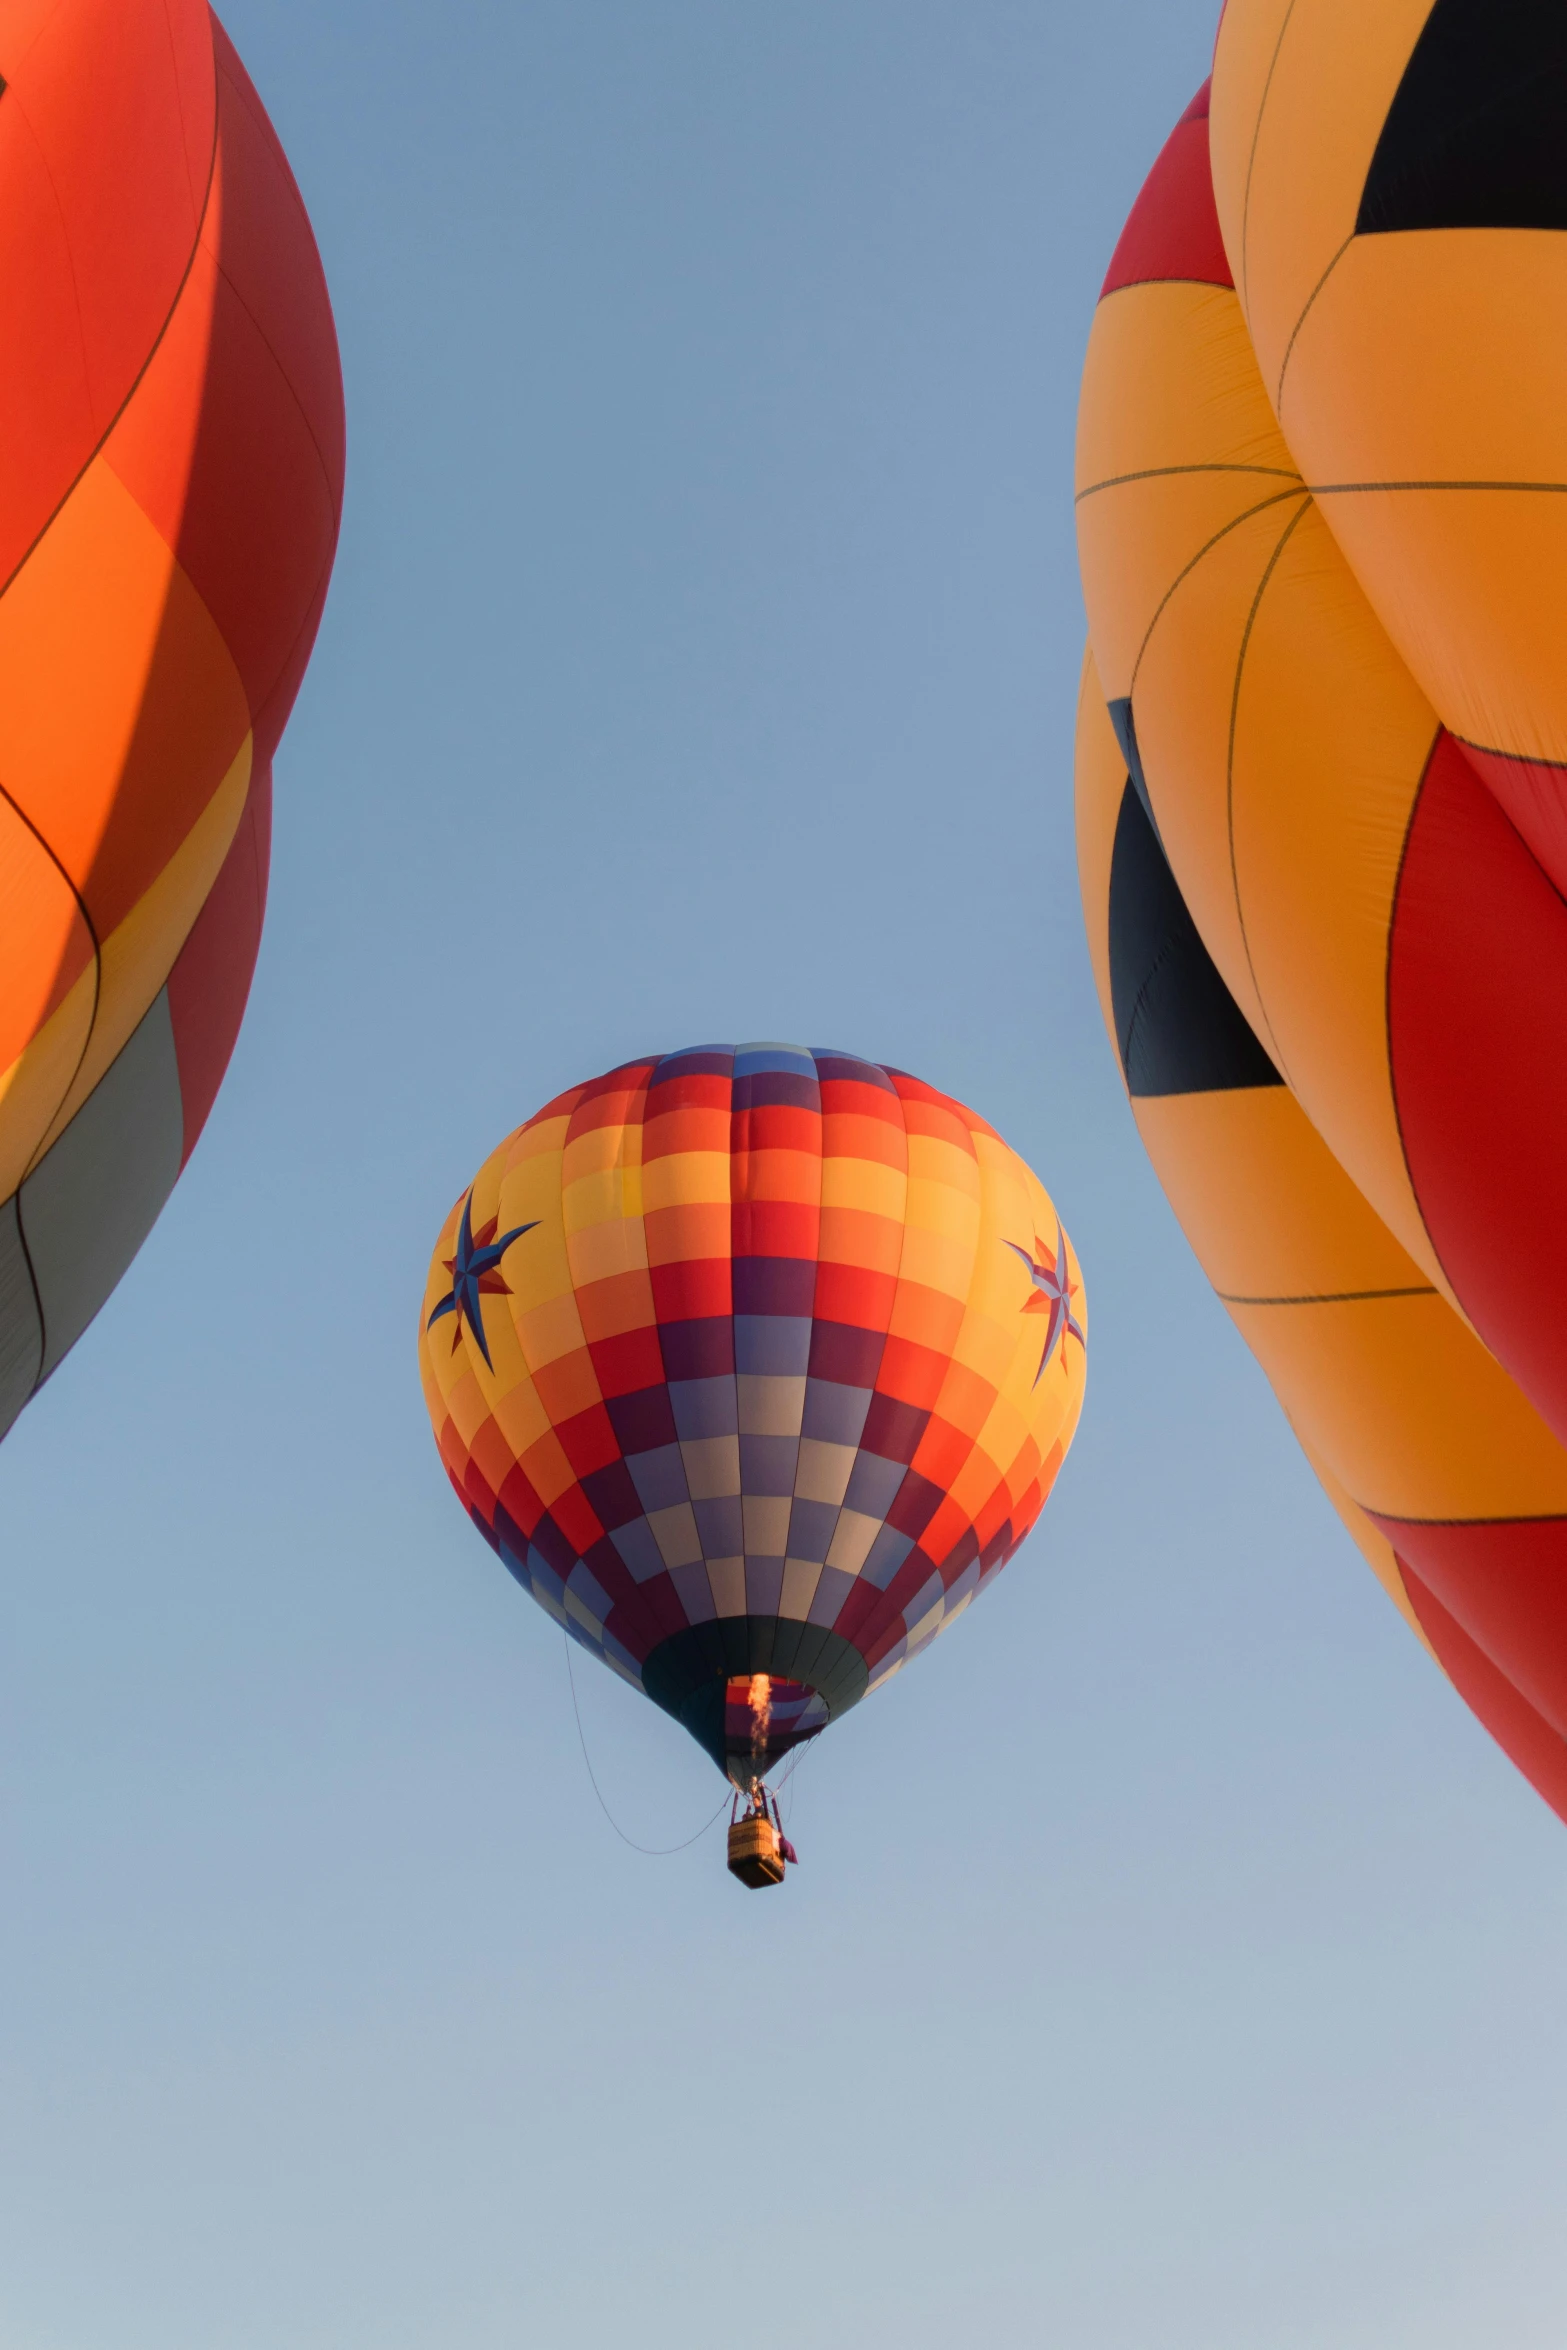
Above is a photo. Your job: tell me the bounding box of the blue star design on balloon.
[427,1194,538,1371]
[1003,1224,1085,1387]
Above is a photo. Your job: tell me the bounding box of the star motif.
[427,1193,538,1370]
[1003,1224,1085,1387]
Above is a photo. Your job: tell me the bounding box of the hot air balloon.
[0,0,344,1440]
[418,1048,1086,1886]
[1074,32,1567,1821]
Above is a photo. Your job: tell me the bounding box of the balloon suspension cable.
[772,1733,818,1819]
[561,1628,729,1856]
[731,1735,816,1820]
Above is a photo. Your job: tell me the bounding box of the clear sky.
[1,4,1564,2345]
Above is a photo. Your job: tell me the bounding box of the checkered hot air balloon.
[0,0,343,1439]
[418,1048,1086,1869]
[1076,12,1567,1825]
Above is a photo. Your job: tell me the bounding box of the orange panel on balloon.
[0,461,249,932]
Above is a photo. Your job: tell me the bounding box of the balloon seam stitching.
[1385,727,1453,1300]
[1312,479,1567,496]
[1126,485,1307,701]
[1369,1510,1567,1530]
[210,244,343,530]
[1074,462,1300,505]
[1451,733,1567,775]
[7,1186,48,1402]
[1236,0,1301,317]
[1218,1285,1437,1305]
[1274,230,1353,415]
[1225,495,1309,1071]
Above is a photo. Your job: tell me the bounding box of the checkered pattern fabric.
[419,1047,1086,1783]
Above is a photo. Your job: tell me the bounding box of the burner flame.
[749,1673,773,1788]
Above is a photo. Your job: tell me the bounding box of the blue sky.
[1,4,1564,2344]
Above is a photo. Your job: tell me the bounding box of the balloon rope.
[561,1628,729,1856]
[773,1735,816,1819]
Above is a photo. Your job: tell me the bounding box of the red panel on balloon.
[1374,1509,1567,1744]
[1400,1559,1567,1826]
[1100,82,1232,296]
[1457,741,1567,905]
[1390,730,1567,1444]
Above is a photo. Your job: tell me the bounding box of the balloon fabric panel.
[164,760,272,1167]
[1387,733,1567,1442]
[20,995,185,1382]
[1403,1577,1567,1826]
[0,1,344,1441]
[1100,82,1231,296]
[419,1049,1085,1786]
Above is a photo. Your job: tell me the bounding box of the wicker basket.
[727,1813,786,1888]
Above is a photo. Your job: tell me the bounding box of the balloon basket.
[727,1812,786,1889]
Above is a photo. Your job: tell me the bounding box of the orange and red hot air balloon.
[0,0,343,1437]
[1076,7,1567,1820]
[418,1048,1086,1885]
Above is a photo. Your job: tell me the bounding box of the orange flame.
[749,1672,773,1790]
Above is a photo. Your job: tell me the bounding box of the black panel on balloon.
[1358,0,1567,234]
[1107,777,1281,1099]
[642,1618,870,1772]
[1107,695,1162,842]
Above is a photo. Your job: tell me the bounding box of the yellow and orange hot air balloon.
[418,1048,1086,1880]
[1075,18,1567,1821]
[0,0,343,1437]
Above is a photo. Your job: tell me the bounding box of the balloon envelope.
[419,1047,1086,1789]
